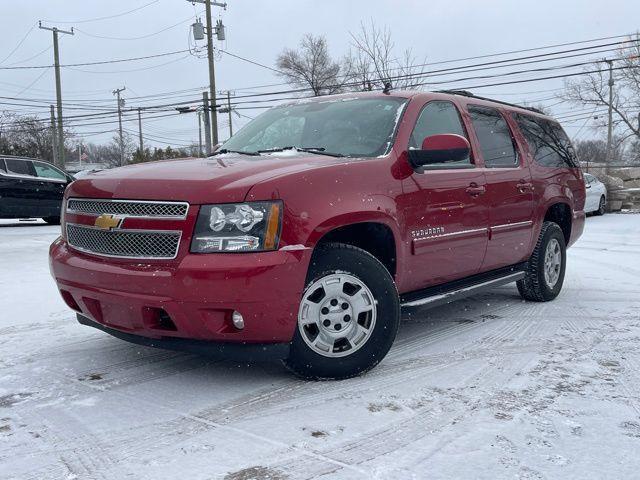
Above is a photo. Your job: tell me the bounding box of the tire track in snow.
[270,345,542,479]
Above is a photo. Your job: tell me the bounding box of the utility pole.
[197,111,203,157]
[188,0,226,146]
[49,105,58,167]
[605,59,614,176]
[113,87,126,166]
[137,108,144,156]
[39,22,74,168]
[226,90,233,137]
[202,91,213,155]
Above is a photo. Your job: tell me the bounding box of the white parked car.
[584,173,607,215]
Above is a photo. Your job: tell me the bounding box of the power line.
[0,23,36,64]
[0,49,190,70]
[42,0,160,25]
[74,12,202,41]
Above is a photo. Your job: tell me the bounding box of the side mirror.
[408,134,471,169]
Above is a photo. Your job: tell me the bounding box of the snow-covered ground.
[1,215,639,480]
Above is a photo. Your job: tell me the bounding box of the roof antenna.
[382,81,393,94]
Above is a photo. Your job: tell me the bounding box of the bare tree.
[0,113,56,162]
[562,34,640,144]
[348,20,427,91]
[276,34,349,96]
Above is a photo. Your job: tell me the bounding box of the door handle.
[517,181,533,193]
[465,183,486,197]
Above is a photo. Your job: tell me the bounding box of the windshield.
[221,96,408,158]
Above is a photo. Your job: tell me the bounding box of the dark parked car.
[0,156,74,224]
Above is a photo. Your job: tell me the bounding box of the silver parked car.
[584,173,607,215]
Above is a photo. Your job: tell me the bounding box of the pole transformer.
[113,87,126,167]
[39,22,74,168]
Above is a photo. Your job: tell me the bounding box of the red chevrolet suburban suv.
[49,90,585,379]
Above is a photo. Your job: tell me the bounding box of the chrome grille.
[66,224,181,259]
[67,198,188,219]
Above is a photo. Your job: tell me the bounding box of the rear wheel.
[43,216,60,225]
[517,221,566,302]
[595,196,606,216]
[285,243,400,380]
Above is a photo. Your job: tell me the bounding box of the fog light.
[232,310,245,330]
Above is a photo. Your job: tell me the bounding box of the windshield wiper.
[258,146,345,158]
[212,149,261,157]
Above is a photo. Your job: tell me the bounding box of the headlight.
[191,201,282,253]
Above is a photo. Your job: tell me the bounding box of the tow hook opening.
[60,290,81,313]
[143,307,178,332]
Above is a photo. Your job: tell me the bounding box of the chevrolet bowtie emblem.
[94,214,123,230]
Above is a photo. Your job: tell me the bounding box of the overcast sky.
[1,0,638,152]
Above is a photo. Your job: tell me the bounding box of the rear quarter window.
[0,158,6,173]
[514,114,579,168]
[5,158,35,176]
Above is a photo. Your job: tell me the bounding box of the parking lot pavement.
[1,214,640,479]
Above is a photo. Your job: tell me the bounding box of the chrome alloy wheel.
[298,273,377,358]
[543,238,562,288]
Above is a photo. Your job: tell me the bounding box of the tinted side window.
[0,159,6,173]
[410,101,470,166]
[514,114,578,168]
[5,159,34,176]
[33,161,66,181]
[468,106,518,167]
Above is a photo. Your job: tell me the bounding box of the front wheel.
[517,221,566,302]
[285,243,400,380]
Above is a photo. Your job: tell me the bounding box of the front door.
[465,105,534,271]
[32,160,68,216]
[400,100,489,291]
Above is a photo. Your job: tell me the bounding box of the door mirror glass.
[408,134,471,169]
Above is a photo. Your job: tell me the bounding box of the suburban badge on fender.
[94,214,123,230]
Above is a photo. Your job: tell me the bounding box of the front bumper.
[77,314,290,361]
[49,237,311,346]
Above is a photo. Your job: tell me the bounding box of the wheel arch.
[309,215,399,279]
[542,201,572,245]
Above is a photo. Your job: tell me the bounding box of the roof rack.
[435,89,545,115]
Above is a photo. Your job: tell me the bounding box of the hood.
[66,153,348,204]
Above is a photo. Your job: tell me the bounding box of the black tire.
[595,196,606,216]
[517,221,566,302]
[284,243,400,380]
[43,216,61,225]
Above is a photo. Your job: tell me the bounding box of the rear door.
[399,100,489,291]
[466,105,535,271]
[1,158,41,217]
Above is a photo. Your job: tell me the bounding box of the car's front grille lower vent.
[66,224,181,259]
[67,199,188,219]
